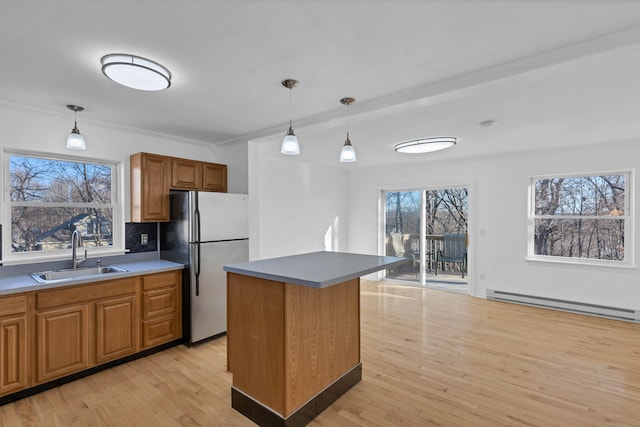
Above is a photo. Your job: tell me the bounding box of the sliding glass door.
[384,187,469,289]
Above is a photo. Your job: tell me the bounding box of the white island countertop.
[223,251,406,288]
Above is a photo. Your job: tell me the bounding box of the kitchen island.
[224,251,406,427]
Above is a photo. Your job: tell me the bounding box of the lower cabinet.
[36,304,91,383]
[0,269,182,398]
[141,271,182,349]
[96,294,139,364]
[0,294,28,397]
[35,277,140,384]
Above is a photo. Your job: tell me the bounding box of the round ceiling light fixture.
[394,137,457,154]
[101,54,171,91]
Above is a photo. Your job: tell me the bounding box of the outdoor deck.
[386,233,468,293]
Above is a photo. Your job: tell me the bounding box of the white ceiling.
[3,1,640,168]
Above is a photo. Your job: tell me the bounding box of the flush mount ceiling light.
[281,79,300,155]
[339,97,356,163]
[101,54,171,91]
[66,105,86,150]
[394,137,457,154]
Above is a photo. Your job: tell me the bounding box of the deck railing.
[386,233,465,274]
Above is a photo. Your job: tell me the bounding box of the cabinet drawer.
[0,295,26,317]
[142,271,178,291]
[142,287,177,319]
[142,316,177,348]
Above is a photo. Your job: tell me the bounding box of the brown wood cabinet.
[35,277,139,384]
[96,294,139,364]
[0,294,28,397]
[1,269,182,399]
[131,152,227,222]
[171,158,201,190]
[130,152,171,222]
[141,271,182,349]
[171,157,227,191]
[201,162,227,191]
[35,303,91,383]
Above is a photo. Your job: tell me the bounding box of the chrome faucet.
[71,229,87,269]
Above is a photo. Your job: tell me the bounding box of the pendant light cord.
[289,87,293,128]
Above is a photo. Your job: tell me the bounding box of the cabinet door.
[0,314,27,396]
[96,295,138,364]
[171,158,201,190]
[36,304,90,384]
[201,162,227,192]
[131,152,171,222]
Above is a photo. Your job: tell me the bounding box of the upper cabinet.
[131,153,227,222]
[201,162,227,192]
[130,153,171,222]
[171,158,227,192]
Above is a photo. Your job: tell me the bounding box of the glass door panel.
[384,191,421,280]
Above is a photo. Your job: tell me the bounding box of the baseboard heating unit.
[486,289,640,323]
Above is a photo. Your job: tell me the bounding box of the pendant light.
[281,79,300,155]
[339,97,356,163]
[66,105,86,150]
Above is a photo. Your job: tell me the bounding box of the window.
[3,151,122,264]
[529,172,630,265]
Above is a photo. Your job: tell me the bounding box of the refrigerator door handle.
[194,202,201,297]
[195,242,201,296]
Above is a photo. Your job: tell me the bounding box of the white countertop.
[0,259,184,295]
[223,251,406,288]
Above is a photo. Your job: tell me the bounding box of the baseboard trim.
[487,289,640,322]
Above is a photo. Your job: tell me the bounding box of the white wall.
[347,140,640,310]
[0,104,248,223]
[213,142,248,194]
[249,139,348,260]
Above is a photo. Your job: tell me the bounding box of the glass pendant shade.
[281,79,300,155]
[101,54,171,91]
[339,133,356,162]
[66,126,86,150]
[281,122,300,155]
[66,105,86,150]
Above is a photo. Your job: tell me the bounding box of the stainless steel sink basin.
[30,265,128,284]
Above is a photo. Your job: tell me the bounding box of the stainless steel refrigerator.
[160,191,248,344]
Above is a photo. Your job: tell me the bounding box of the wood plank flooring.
[2,280,640,426]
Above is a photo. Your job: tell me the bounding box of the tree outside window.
[531,173,628,263]
[4,152,119,261]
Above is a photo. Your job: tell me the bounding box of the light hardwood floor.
[2,280,639,426]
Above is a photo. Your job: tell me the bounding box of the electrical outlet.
[141,233,148,245]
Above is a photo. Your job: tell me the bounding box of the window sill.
[525,256,636,270]
[1,248,126,266]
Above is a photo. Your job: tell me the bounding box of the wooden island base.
[225,251,406,427]
[231,363,362,427]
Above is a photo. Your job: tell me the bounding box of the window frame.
[2,149,124,265]
[527,170,633,267]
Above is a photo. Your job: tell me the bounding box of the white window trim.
[526,170,633,268]
[2,149,124,265]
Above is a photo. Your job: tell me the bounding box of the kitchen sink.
[30,265,128,284]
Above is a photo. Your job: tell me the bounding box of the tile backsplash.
[125,222,158,253]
